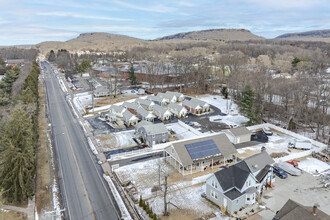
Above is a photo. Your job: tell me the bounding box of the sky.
[0,0,329,45]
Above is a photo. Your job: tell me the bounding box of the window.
[247,197,250,201]
[211,190,218,200]
[246,180,251,187]
[211,180,218,189]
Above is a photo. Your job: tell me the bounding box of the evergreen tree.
[0,108,35,202]
[240,85,259,125]
[128,65,136,85]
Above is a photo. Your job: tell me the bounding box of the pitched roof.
[122,101,140,110]
[135,98,154,106]
[147,95,165,103]
[182,99,202,109]
[137,106,155,118]
[169,133,237,167]
[166,91,184,97]
[168,103,185,112]
[157,92,173,100]
[141,123,168,136]
[123,110,137,120]
[228,127,252,136]
[244,151,275,173]
[274,199,330,220]
[214,161,251,191]
[255,164,272,182]
[190,98,207,106]
[109,105,125,113]
[224,188,245,200]
[135,120,153,129]
[152,104,171,115]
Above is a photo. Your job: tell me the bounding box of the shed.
[224,127,252,144]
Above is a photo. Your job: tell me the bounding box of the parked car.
[184,121,194,126]
[263,126,273,135]
[251,130,269,143]
[277,162,301,176]
[288,140,312,150]
[273,166,288,179]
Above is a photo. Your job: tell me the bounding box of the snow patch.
[87,137,98,155]
[298,158,330,175]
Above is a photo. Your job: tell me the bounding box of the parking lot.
[258,172,330,219]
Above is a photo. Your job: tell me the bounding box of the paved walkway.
[3,197,35,220]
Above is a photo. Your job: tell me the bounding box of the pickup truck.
[288,140,312,150]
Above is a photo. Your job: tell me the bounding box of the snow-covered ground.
[148,184,218,218]
[298,157,330,175]
[96,130,136,149]
[166,122,199,139]
[198,95,249,126]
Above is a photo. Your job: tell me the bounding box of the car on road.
[263,126,273,135]
[273,166,288,179]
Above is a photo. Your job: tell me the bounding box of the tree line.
[0,62,40,203]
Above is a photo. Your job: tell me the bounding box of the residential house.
[190,98,210,112]
[136,106,156,122]
[182,99,202,114]
[157,92,177,103]
[164,133,237,176]
[224,127,252,144]
[168,103,188,118]
[273,199,330,220]
[205,151,275,214]
[135,122,169,146]
[147,95,168,106]
[152,104,172,121]
[182,99,210,114]
[109,105,126,117]
[99,111,116,122]
[122,110,139,126]
[122,102,140,114]
[165,91,185,102]
[135,98,155,110]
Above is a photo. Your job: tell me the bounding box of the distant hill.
[157,29,264,41]
[36,32,145,54]
[275,29,330,42]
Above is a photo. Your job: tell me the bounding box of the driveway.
[259,172,330,219]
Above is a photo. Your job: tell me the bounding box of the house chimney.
[261,146,266,152]
[313,205,318,216]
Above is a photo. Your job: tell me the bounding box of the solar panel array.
[185,139,220,160]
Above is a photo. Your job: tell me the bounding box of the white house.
[190,98,210,112]
[157,92,177,103]
[205,152,274,214]
[168,103,188,118]
[136,106,156,122]
[109,105,126,117]
[147,95,168,106]
[152,104,172,120]
[165,91,185,102]
[135,98,155,110]
[122,110,139,126]
[224,127,252,144]
[182,99,203,114]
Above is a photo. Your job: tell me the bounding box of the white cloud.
[37,11,132,21]
[243,0,327,9]
[109,0,175,13]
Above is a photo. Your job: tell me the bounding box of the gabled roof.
[168,103,185,112]
[122,101,140,110]
[224,188,245,200]
[244,151,275,174]
[157,92,173,100]
[169,133,237,167]
[182,99,202,109]
[141,123,169,136]
[147,95,166,103]
[165,91,184,97]
[123,110,137,120]
[109,105,125,113]
[135,98,154,106]
[214,161,251,192]
[255,164,271,182]
[135,120,152,129]
[152,104,171,115]
[190,98,207,106]
[274,199,330,220]
[228,127,252,137]
[137,106,155,118]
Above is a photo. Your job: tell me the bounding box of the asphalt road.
[42,61,121,220]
